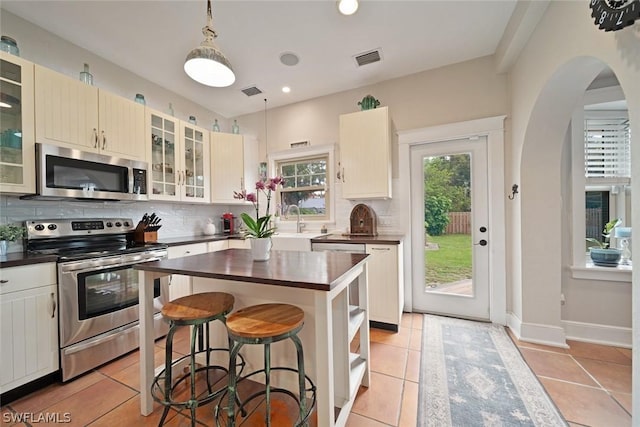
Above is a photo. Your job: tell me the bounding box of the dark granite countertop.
[310,233,404,245]
[0,234,246,268]
[135,248,369,291]
[0,252,59,268]
[158,234,244,246]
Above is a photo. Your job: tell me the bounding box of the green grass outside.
[425,234,472,285]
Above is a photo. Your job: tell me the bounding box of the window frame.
[268,144,335,224]
[570,85,632,281]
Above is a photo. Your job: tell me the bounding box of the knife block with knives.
[134,212,162,243]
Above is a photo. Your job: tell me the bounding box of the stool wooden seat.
[153,292,240,427]
[217,303,315,427]
[162,292,235,323]
[226,303,304,339]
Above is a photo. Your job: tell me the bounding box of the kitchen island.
[135,248,370,426]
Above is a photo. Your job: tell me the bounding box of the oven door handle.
[60,263,121,274]
[59,256,165,274]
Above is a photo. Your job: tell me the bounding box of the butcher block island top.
[135,248,368,291]
[135,248,371,427]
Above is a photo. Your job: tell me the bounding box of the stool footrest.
[152,348,246,409]
[214,367,316,427]
[152,364,228,408]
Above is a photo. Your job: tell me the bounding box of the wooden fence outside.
[444,209,603,236]
[446,212,471,234]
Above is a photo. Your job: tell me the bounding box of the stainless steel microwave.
[30,143,148,201]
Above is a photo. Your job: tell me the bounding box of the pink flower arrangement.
[233,176,284,238]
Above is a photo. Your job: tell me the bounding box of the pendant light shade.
[184,0,235,87]
[337,0,359,16]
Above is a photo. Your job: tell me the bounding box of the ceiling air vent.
[354,49,382,67]
[241,86,263,97]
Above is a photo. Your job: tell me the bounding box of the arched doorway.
[516,57,632,348]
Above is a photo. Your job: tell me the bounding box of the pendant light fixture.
[337,0,359,16]
[184,0,235,87]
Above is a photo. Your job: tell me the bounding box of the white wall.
[507,0,639,415]
[236,55,509,234]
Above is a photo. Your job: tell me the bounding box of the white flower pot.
[250,237,272,261]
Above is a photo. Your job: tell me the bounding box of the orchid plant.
[233,176,284,239]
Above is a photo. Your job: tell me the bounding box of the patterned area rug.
[418,315,567,426]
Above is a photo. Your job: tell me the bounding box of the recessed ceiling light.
[279,52,300,66]
[337,0,358,16]
[282,86,291,93]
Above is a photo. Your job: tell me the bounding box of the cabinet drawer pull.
[51,292,56,319]
[93,128,98,148]
[371,247,390,251]
[101,131,107,149]
[0,279,8,284]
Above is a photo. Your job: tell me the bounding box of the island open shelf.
[135,248,370,427]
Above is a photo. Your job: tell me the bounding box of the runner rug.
[418,314,567,426]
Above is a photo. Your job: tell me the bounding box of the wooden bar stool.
[216,303,316,427]
[152,292,242,427]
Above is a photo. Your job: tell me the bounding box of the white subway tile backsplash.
[0,195,252,254]
[1,175,406,255]
[334,178,404,234]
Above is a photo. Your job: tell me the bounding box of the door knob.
[475,239,488,246]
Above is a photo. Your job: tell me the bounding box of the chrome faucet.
[285,204,305,233]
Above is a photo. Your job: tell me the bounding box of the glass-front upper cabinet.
[146,110,178,201]
[0,52,35,193]
[180,122,209,203]
[145,110,209,203]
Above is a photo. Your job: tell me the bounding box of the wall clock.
[590,0,640,31]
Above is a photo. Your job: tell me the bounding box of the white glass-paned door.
[410,137,490,320]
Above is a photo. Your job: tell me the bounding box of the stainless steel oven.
[26,218,169,382]
[58,250,168,381]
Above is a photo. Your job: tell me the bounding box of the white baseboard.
[562,320,632,348]
[506,313,568,348]
[506,312,522,338]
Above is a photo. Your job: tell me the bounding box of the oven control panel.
[26,218,135,239]
[72,220,105,231]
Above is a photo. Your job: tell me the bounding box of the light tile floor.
[1,313,632,426]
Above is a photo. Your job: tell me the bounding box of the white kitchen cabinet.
[167,243,208,300]
[0,52,35,194]
[0,263,58,393]
[227,239,250,249]
[339,106,392,199]
[210,132,244,204]
[97,90,146,160]
[147,110,210,203]
[207,240,228,252]
[366,242,403,328]
[34,65,145,160]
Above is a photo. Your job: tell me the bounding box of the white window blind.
[584,118,631,179]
